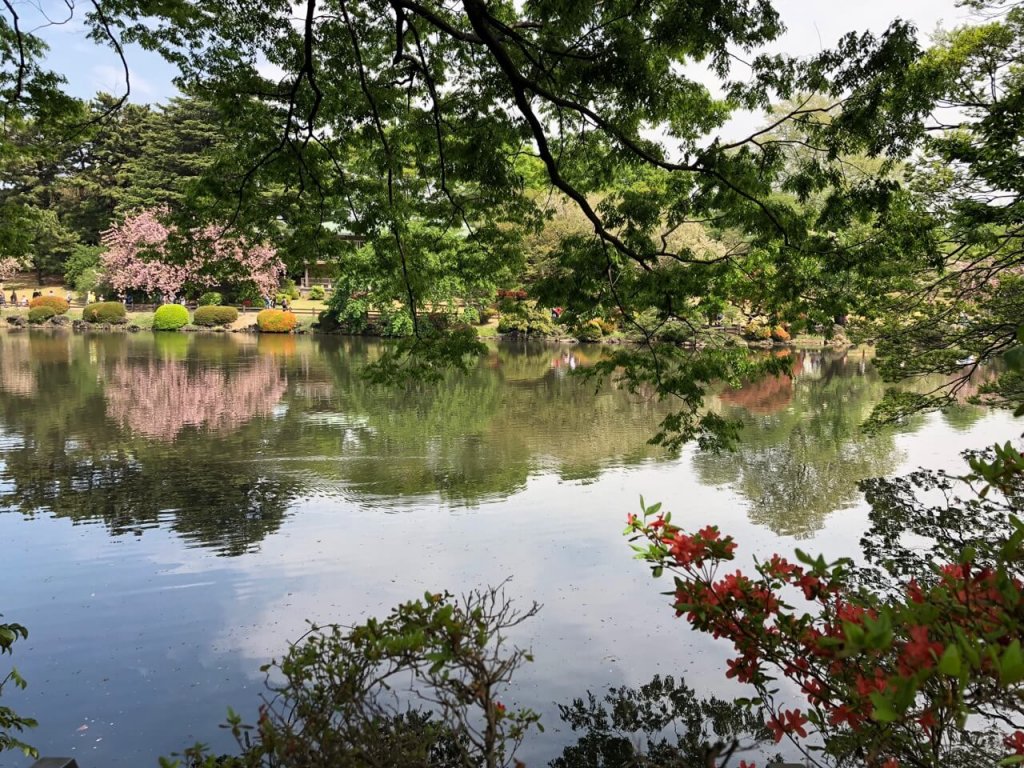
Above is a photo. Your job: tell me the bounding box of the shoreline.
[2,316,851,350]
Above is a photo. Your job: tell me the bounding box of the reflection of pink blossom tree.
[101,209,285,297]
[106,356,288,439]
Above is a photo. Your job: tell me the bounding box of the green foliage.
[279,279,300,300]
[27,307,56,324]
[153,304,191,331]
[192,305,238,327]
[382,309,415,338]
[744,323,772,342]
[82,301,127,324]
[308,284,325,300]
[0,616,38,758]
[197,292,223,306]
[63,244,104,287]
[163,587,540,768]
[497,303,556,337]
[256,309,297,333]
[74,267,103,301]
[574,320,603,343]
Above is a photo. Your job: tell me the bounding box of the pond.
[0,332,1017,767]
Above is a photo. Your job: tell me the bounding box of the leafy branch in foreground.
[0,615,37,758]
[162,585,541,768]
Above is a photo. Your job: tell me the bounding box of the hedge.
[83,301,127,324]
[29,295,70,315]
[28,306,57,324]
[152,304,190,331]
[193,305,239,327]
[257,309,298,333]
[198,291,223,306]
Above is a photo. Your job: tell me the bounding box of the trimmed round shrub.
[152,303,190,331]
[193,305,239,327]
[29,295,70,315]
[308,285,326,300]
[198,291,223,306]
[28,306,57,324]
[257,309,298,333]
[83,301,127,324]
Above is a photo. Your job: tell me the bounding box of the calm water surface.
[0,332,1017,767]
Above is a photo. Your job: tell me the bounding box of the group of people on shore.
[1,288,73,308]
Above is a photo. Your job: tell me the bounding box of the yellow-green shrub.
[83,301,127,324]
[193,305,239,327]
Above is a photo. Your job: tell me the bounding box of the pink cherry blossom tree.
[101,208,285,298]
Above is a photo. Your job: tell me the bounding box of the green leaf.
[999,640,1024,685]
[938,644,961,676]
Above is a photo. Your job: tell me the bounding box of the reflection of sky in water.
[0,333,1019,767]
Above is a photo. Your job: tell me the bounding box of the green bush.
[657,320,693,344]
[479,307,497,323]
[280,278,301,300]
[497,303,556,336]
[743,322,772,341]
[83,301,127,324]
[309,285,326,300]
[382,310,415,337]
[152,303,190,331]
[198,291,223,306]
[193,305,239,327]
[574,320,603,342]
[459,306,480,325]
[28,306,57,324]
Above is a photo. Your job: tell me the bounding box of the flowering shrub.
[152,304,190,331]
[101,209,284,298]
[28,296,69,315]
[82,301,127,324]
[192,306,238,327]
[27,307,56,325]
[771,326,790,342]
[256,309,297,333]
[626,441,1024,768]
[497,288,528,300]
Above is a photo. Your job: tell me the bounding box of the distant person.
[281,297,290,312]
[9,291,16,305]
[19,296,28,307]
[65,291,73,304]
[0,293,6,307]
[31,290,41,299]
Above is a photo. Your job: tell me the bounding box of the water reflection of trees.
[0,334,296,555]
[696,350,905,537]
[0,335,946,548]
[300,338,676,503]
[106,355,287,439]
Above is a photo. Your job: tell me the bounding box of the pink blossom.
[101,209,285,298]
